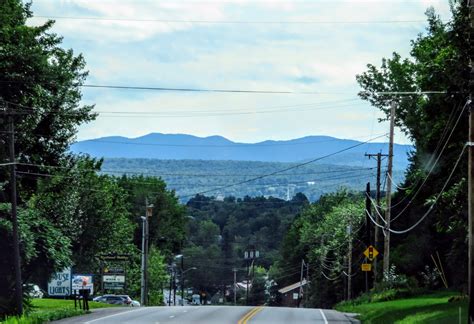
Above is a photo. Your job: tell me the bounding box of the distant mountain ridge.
[71,133,412,170]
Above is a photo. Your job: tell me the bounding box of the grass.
[1,298,118,324]
[336,291,468,323]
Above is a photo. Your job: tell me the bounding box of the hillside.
[72,133,412,170]
[101,158,405,202]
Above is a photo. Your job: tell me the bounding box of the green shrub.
[2,308,86,324]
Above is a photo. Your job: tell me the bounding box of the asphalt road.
[53,306,359,323]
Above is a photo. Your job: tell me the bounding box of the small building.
[277,279,309,308]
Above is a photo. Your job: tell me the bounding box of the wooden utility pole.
[365,182,371,292]
[1,103,23,315]
[365,152,388,283]
[383,102,396,276]
[233,268,237,305]
[347,224,352,300]
[298,259,304,307]
[469,99,474,323]
[468,1,474,322]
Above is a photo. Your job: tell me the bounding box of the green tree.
[0,0,95,315]
[147,246,168,305]
[356,2,469,288]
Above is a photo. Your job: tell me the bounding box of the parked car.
[23,284,44,299]
[95,294,131,306]
[116,295,140,307]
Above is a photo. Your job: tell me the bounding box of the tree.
[147,246,168,305]
[0,0,95,315]
[356,2,469,288]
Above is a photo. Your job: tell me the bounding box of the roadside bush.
[420,265,441,289]
[382,265,409,289]
[3,308,85,324]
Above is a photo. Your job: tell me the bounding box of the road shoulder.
[52,307,141,323]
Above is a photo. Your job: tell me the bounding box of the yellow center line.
[237,306,264,324]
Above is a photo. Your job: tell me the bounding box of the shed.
[277,279,309,308]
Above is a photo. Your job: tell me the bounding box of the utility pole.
[168,269,173,306]
[298,259,304,307]
[3,107,23,315]
[384,101,396,276]
[365,152,388,284]
[244,248,259,306]
[233,268,237,306]
[140,216,147,306]
[347,224,352,300]
[305,262,309,306]
[469,95,474,323]
[365,182,371,292]
[141,201,153,306]
[181,256,184,306]
[468,2,474,322]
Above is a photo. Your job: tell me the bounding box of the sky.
[28,0,452,145]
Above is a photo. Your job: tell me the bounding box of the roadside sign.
[48,267,71,296]
[361,263,372,272]
[363,245,379,261]
[146,207,153,217]
[104,266,125,275]
[99,253,130,261]
[72,274,94,295]
[103,275,125,290]
[103,275,125,283]
[293,293,299,300]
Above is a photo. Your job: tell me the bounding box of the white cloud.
[28,0,452,145]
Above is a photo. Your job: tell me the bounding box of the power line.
[389,100,469,222]
[31,15,436,25]
[14,161,376,177]
[183,134,387,198]
[381,101,463,210]
[0,82,448,95]
[15,167,377,189]
[366,144,466,234]
[81,85,450,96]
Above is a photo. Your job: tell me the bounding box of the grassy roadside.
[336,291,467,323]
[1,298,117,324]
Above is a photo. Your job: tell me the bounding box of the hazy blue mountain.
[72,133,412,170]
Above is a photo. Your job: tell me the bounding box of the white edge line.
[84,307,148,324]
[319,309,329,324]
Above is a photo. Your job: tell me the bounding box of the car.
[23,284,44,299]
[95,295,131,306]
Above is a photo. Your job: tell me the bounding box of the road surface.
[54,306,359,323]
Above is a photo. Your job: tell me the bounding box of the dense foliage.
[181,194,309,304]
[271,1,471,308]
[0,1,182,315]
[356,2,469,289]
[102,158,405,202]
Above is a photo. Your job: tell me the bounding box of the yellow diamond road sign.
[363,245,379,261]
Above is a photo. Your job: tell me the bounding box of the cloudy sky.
[28,0,451,144]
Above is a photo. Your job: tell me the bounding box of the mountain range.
[71,133,412,170]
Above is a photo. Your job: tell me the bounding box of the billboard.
[103,275,125,290]
[72,274,94,295]
[48,268,71,296]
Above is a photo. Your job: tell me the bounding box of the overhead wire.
[0,82,451,95]
[182,134,387,198]
[389,100,469,222]
[31,15,437,25]
[383,101,462,210]
[366,144,466,234]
